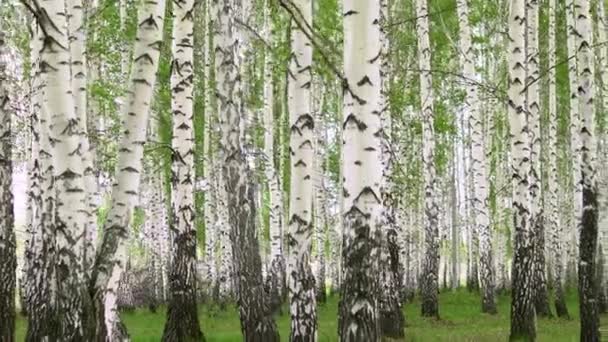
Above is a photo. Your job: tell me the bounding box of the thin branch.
[234,17,271,48]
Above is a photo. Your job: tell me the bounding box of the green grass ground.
[15,289,607,341]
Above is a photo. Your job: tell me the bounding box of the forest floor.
[14,289,607,341]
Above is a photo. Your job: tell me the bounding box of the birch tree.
[313,82,327,304]
[456,0,495,314]
[415,0,440,318]
[378,0,404,336]
[90,0,167,338]
[162,0,204,339]
[263,0,286,313]
[29,0,93,337]
[575,0,600,339]
[525,0,551,318]
[548,0,569,319]
[566,0,581,281]
[214,0,279,338]
[24,23,59,341]
[0,31,16,342]
[338,0,382,338]
[67,0,97,274]
[508,0,536,339]
[286,0,318,336]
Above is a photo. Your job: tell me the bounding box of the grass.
[14,289,606,341]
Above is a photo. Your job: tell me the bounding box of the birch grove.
[1,0,607,339]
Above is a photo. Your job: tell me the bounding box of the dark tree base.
[316,284,327,304]
[555,298,570,319]
[380,306,405,339]
[242,319,280,342]
[162,298,204,342]
[534,296,553,318]
[481,298,497,315]
[579,187,600,342]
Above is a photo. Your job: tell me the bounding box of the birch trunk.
[90,0,166,339]
[508,0,536,338]
[286,0,317,337]
[525,0,551,318]
[23,24,42,321]
[202,0,217,299]
[415,0,440,318]
[456,0,495,313]
[262,0,286,314]
[548,0,569,319]
[162,0,204,339]
[67,0,97,275]
[567,0,582,284]
[575,0,600,339]
[214,0,279,338]
[35,0,91,337]
[313,81,327,304]
[214,165,234,306]
[378,1,404,336]
[450,143,459,290]
[0,31,16,342]
[339,0,382,338]
[25,25,59,341]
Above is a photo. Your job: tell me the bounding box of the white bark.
[567,0,582,270]
[262,0,286,311]
[37,0,89,336]
[287,0,317,336]
[339,0,382,338]
[92,0,166,338]
[575,0,600,337]
[548,0,569,318]
[0,30,16,341]
[214,0,278,337]
[67,0,97,273]
[24,24,59,340]
[508,0,535,337]
[215,166,233,302]
[202,0,217,295]
[163,0,202,337]
[456,0,495,312]
[313,80,327,303]
[415,0,439,318]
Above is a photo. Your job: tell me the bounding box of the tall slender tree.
[25,23,59,342]
[263,0,286,313]
[575,0,600,339]
[286,0,318,336]
[566,0,582,282]
[214,0,279,338]
[67,0,97,274]
[31,0,92,337]
[456,0,495,314]
[338,0,382,338]
[415,0,439,318]
[90,0,167,338]
[0,31,17,342]
[162,0,204,340]
[378,0,405,336]
[313,80,327,304]
[508,0,536,339]
[525,0,551,318]
[548,0,569,319]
